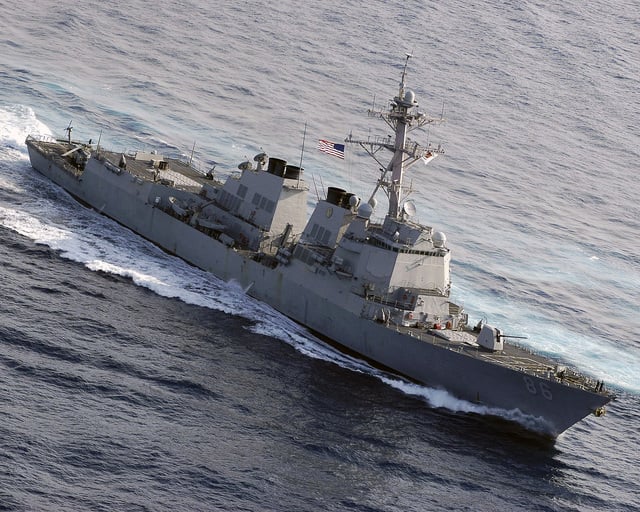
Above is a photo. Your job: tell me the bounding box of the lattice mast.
[346,54,444,219]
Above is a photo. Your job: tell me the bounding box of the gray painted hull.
[26,141,611,437]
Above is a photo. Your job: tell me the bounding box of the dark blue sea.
[1,0,639,510]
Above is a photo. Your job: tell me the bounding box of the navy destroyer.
[25,57,612,437]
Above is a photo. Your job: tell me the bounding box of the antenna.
[189,141,196,166]
[400,52,413,92]
[298,122,307,187]
[311,174,320,201]
[65,121,73,144]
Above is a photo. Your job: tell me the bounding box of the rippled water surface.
[1,0,639,510]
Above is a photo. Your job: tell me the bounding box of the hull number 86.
[523,376,553,400]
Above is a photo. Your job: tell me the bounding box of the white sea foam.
[0,105,51,153]
[378,376,550,432]
[249,308,549,430]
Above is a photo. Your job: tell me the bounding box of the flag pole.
[297,121,307,187]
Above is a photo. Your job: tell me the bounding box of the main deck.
[26,136,214,192]
[100,149,213,193]
[395,324,601,392]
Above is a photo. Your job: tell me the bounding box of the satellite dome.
[368,197,378,210]
[357,202,373,219]
[349,195,360,208]
[432,231,447,248]
[404,89,416,105]
[402,200,416,217]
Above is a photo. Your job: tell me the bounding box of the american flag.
[317,139,345,159]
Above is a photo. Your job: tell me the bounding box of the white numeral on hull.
[523,376,553,400]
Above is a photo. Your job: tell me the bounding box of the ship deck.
[26,137,85,177]
[26,138,214,192]
[100,150,213,193]
[395,324,601,392]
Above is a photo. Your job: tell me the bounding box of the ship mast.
[346,54,444,219]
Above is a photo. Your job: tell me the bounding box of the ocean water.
[1,0,639,510]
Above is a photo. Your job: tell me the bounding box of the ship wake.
[0,196,556,435]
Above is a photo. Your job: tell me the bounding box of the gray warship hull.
[25,135,611,437]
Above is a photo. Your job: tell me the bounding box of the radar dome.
[357,202,373,219]
[349,195,360,208]
[402,200,416,217]
[432,231,447,248]
[404,89,416,105]
[368,197,378,210]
